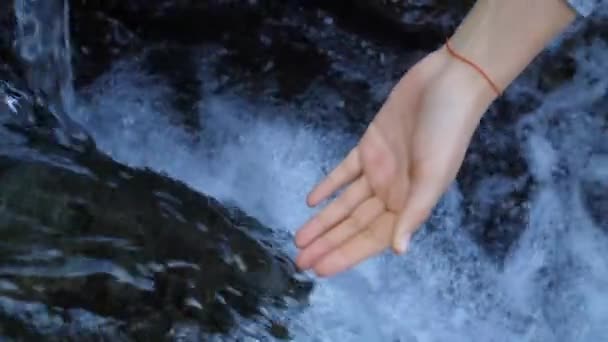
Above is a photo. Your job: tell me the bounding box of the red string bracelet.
[445,39,502,96]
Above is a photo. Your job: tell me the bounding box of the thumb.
[391,181,442,254]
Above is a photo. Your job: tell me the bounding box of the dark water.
[4,0,608,341]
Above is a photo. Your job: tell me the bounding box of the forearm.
[447,0,577,93]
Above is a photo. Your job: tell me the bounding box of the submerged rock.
[0,64,312,340]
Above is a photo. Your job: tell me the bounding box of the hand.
[294,47,497,277]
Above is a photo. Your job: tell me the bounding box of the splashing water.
[14,0,73,110]
[73,46,608,341]
[13,0,90,148]
[12,1,608,341]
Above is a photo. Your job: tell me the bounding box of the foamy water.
[65,28,608,341]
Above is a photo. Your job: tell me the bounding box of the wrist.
[421,48,498,128]
[436,46,499,112]
[448,0,576,90]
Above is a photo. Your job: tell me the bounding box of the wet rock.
[63,1,422,133]
[69,0,266,44]
[537,54,577,92]
[0,66,312,340]
[142,46,203,131]
[67,0,267,82]
[70,8,142,89]
[306,0,471,50]
[68,1,336,131]
[0,2,23,82]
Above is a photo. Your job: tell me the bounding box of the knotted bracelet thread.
[445,39,502,96]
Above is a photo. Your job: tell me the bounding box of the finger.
[307,147,361,207]
[296,197,384,270]
[295,177,372,248]
[392,180,443,254]
[312,212,395,277]
[386,172,410,213]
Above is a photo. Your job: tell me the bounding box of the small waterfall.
[13,0,90,149]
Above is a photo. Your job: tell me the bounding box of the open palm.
[294,48,495,277]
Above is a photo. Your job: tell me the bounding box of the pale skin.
[294,0,577,277]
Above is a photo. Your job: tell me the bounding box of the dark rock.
[309,0,471,46]
[142,46,203,131]
[0,65,312,340]
[64,0,418,133]
[304,0,471,50]
[69,0,267,44]
[67,0,267,85]
[537,54,577,92]
[70,8,142,89]
[0,2,26,86]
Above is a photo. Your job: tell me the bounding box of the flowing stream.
[10,0,608,341]
[13,0,89,149]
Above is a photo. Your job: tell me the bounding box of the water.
[10,1,608,341]
[14,0,73,111]
[13,0,90,149]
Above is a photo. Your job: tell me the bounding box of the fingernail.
[398,233,411,254]
[295,253,310,270]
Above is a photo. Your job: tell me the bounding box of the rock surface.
[0,54,312,340]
